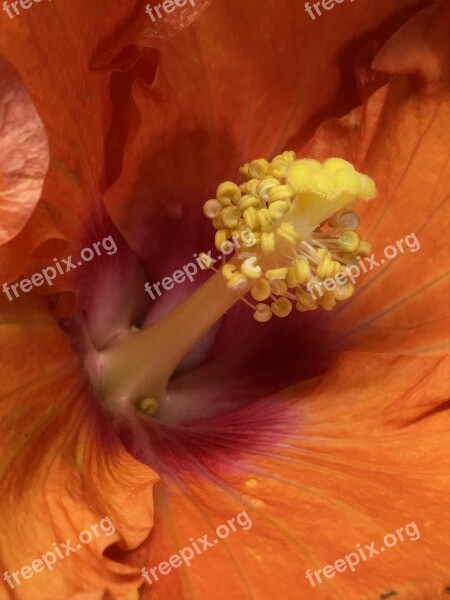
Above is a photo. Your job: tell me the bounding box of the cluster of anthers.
[203,153,376,322]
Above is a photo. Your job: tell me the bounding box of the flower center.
[205,154,376,319]
[98,153,376,420]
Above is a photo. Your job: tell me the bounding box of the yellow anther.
[138,397,158,416]
[337,231,361,253]
[292,257,312,283]
[237,251,254,260]
[203,199,222,219]
[241,256,262,279]
[285,267,299,289]
[242,231,261,248]
[251,278,271,301]
[277,222,299,245]
[216,181,241,206]
[329,210,360,230]
[240,179,259,195]
[318,291,337,311]
[271,297,292,318]
[287,159,322,192]
[227,273,248,291]
[222,264,236,281]
[199,252,214,268]
[270,279,288,296]
[316,256,341,279]
[270,154,296,179]
[211,216,225,231]
[215,229,229,251]
[261,232,276,254]
[239,163,250,178]
[316,256,331,279]
[257,177,280,200]
[248,158,270,179]
[356,240,372,257]
[295,288,318,312]
[270,158,291,179]
[334,280,355,301]
[265,268,288,281]
[268,200,290,220]
[257,208,273,232]
[243,206,259,230]
[296,302,316,312]
[316,248,329,260]
[221,206,241,228]
[239,194,261,210]
[253,303,272,323]
[323,157,355,173]
[268,184,295,203]
[281,150,296,163]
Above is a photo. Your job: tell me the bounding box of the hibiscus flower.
[0,0,449,599]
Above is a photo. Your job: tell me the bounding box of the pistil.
[100,268,247,408]
[98,152,376,415]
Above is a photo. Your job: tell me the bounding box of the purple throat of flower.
[62,154,376,474]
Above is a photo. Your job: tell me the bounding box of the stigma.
[203,154,376,322]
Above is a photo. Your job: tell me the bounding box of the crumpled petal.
[0,295,158,600]
[0,56,49,246]
[134,352,450,600]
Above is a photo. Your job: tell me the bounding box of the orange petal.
[304,0,450,356]
[0,295,158,599]
[137,352,450,599]
[0,200,69,285]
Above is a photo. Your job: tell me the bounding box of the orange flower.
[0,1,449,599]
